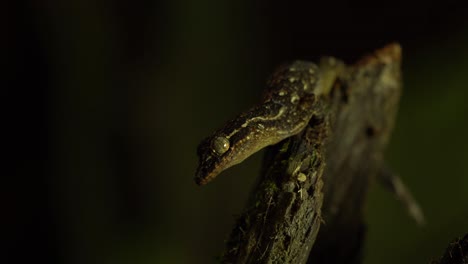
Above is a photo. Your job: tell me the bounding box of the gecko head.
[195,134,236,185]
[195,60,323,186]
[195,118,274,186]
[195,122,285,186]
[195,130,254,186]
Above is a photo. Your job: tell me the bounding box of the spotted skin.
[195,60,340,185]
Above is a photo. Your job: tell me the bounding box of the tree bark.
[432,234,468,264]
[221,44,403,264]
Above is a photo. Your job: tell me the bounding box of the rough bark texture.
[307,44,402,264]
[221,44,402,264]
[433,234,468,264]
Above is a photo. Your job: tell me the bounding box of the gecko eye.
[211,136,230,155]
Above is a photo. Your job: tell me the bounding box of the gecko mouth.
[194,175,209,186]
[195,165,220,186]
[194,166,207,185]
[194,151,221,186]
[195,147,242,186]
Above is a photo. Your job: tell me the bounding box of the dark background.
[6,1,468,263]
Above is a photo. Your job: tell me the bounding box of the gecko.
[195,58,343,185]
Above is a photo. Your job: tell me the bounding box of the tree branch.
[432,234,468,264]
[221,44,403,264]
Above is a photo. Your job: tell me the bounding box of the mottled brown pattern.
[195,61,338,185]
